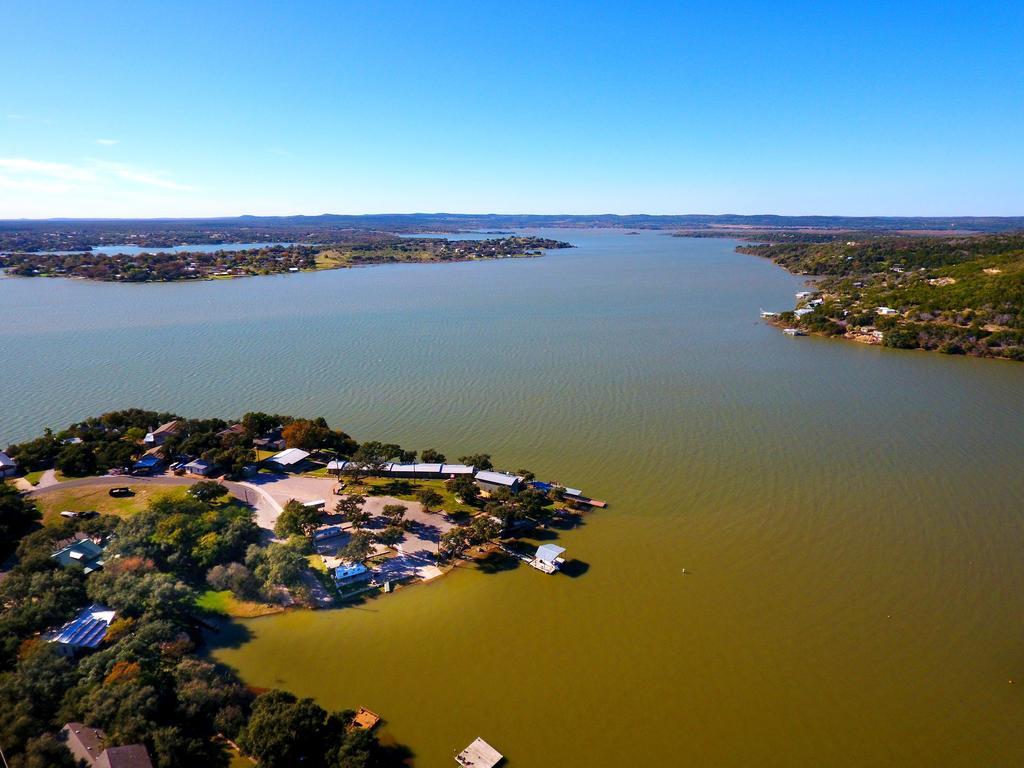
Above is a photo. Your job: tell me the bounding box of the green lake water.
[2,231,1023,766]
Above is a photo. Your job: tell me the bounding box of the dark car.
[108,487,134,497]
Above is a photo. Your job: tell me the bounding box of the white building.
[876,306,899,316]
[474,470,524,495]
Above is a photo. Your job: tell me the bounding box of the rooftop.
[0,450,16,469]
[536,543,566,564]
[48,603,115,649]
[474,470,523,487]
[268,448,310,466]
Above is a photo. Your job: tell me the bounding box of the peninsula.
[740,234,1024,362]
[0,408,598,767]
[0,234,571,282]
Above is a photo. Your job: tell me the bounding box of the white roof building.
[474,470,523,488]
[267,448,310,467]
[876,306,899,315]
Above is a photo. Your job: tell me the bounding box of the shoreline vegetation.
[738,234,1024,362]
[1,408,595,768]
[0,235,571,282]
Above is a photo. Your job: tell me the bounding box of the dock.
[351,707,380,730]
[563,493,607,508]
[456,737,503,767]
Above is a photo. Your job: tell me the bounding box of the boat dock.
[456,737,503,767]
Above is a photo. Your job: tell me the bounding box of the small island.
[741,233,1024,361]
[0,234,572,282]
[0,409,601,767]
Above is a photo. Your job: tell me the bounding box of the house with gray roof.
[474,470,524,495]
[52,537,107,574]
[0,450,17,478]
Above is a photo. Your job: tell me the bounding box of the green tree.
[438,527,470,559]
[446,475,479,505]
[0,484,40,558]
[415,489,443,513]
[458,453,493,470]
[468,515,502,544]
[275,499,323,538]
[55,442,97,476]
[375,525,404,546]
[419,448,446,463]
[339,531,374,563]
[334,494,368,528]
[381,504,407,527]
[189,480,229,503]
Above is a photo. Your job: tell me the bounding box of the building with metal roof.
[46,603,115,656]
[530,544,566,574]
[474,470,523,494]
[266,448,310,470]
[182,458,214,476]
[51,537,106,574]
[326,461,476,479]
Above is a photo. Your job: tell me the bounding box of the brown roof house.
[60,722,153,768]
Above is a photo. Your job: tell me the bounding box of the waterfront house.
[795,291,814,299]
[216,423,246,441]
[254,433,287,451]
[321,555,372,586]
[143,419,181,447]
[530,543,566,574]
[794,307,815,317]
[52,536,106,574]
[183,458,214,476]
[0,450,17,478]
[327,461,476,480]
[266,448,310,472]
[60,723,154,768]
[46,604,115,656]
[474,470,523,495]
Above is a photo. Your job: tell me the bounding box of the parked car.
[108,487,134,497]
[59,510,80,519]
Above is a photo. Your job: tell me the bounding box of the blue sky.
[2,0,1022,217]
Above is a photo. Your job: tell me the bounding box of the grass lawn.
[196,589,284,618]
[228,753,256,768]
[23,470,46,486]
[34,485,192,524]
[355,477,478,516]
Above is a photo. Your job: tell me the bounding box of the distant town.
[0,409,605,768]
[0,233,571,282]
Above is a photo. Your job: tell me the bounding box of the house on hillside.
[876,306,899,316]
[46,604,116,657]
[52,536,107,574]
[60,722,154,768]
[266,448,310,472]
[0,451,17,478]
[474,470,523,495]
[143,420,181,447]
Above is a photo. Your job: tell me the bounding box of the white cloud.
[96,138,119,146]
[0,156,193,194]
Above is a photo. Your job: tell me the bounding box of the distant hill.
[3,213,1023,234]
